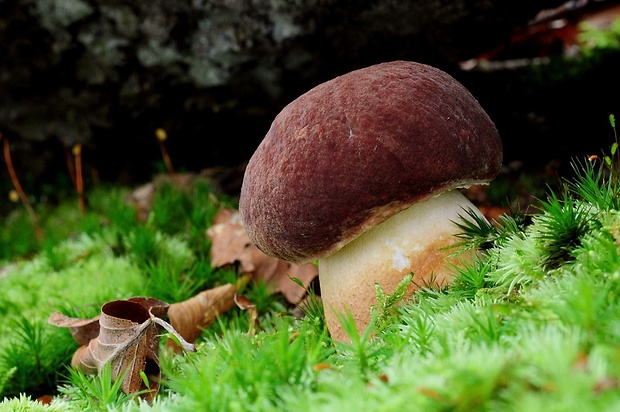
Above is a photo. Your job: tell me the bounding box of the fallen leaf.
[207,209,318,304]
[50,284,239,398]
[208,209,252,267]
[313,363,332,372]
[47,312,100,346]
[167,283,237,347]
[36,395,54,405]
[50,297,194,402]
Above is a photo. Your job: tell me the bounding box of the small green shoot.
[0,367,16,398]
[450,258,495,299]
[290,276,326,334]
[0,317,75,398]
[143,257,211,304]
[603,114,619,170]
[126,225,160,266]
[150,183,191,235]
[535,190,593,270]
[60,362,143,410]
[335,310,386,378]
[139,370,150,391]
[569,159,618,210]
[450,207,525,255]
[372,273,413,333]
[451,208,497,252]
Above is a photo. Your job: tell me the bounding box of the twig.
[73,144,85,216]
[155,128,176,176]
[1,133,44,240]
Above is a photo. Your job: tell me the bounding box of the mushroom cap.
[239,61,502,264]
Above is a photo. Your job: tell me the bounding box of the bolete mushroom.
[239,61,502,341]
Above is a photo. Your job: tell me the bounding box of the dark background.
[1,0,619,196]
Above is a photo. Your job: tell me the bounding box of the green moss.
[4,158,620,410]
[0,394,66,412]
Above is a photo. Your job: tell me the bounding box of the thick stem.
[318,189,485,341]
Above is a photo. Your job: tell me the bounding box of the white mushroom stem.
[318,189,486,341]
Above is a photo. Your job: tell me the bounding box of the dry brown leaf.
[47,312,100,346]
[208,209,252,267]
[50,284,238,397]
[167,283,237,347]
[207,209,318,304]
[49,297,194,402]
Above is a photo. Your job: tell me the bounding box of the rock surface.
[0,0,564,181]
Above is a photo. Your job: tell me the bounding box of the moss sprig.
[535,190,594,270]
[450,207,526,256]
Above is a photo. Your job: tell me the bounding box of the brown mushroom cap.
[240,61,502,264]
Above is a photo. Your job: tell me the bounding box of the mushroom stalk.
[239,61,502,343]
[318,189,484,341]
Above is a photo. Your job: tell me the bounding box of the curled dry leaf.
[207,209,318,304]
[49,297,194,402]
[49,283,241,399]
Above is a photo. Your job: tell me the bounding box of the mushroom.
[239,61,502,341]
